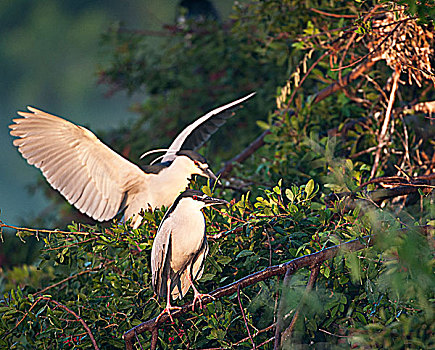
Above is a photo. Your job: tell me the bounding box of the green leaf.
[235,250,254,259]
[285,189,295,202]
[305,179,314,198]
[216,256,232,265]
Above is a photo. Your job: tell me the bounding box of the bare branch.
[238,285,256,349]
[312,60,377,105]
[409,100,435,114]
[280,265,320,346]
[0,220,99,236]
[325,186,434,213]
[34,266,102,296]
[371,65,401,178]
[218,129,271,178]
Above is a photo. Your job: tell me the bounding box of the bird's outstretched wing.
[160,92,255,162]
[9,107,148,221]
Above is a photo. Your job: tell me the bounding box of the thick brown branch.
[218,129,271,178]
[361,173,435,188]
[124,236,374,349]
[325,177,435,211]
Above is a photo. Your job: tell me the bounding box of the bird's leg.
[187,271,215,311]
[156,279,181,323]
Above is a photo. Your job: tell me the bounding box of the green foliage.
[1,0,434,348]
[1,181,433,348]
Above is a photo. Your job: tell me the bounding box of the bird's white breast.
[168,204,205,272]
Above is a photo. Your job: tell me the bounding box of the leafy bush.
[1,0,434,348]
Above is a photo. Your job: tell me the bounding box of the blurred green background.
[0,0,234,226]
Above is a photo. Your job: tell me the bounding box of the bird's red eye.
[193,195,197,200]
[194,161,199,166]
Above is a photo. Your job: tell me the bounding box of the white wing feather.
[9,107,148,221]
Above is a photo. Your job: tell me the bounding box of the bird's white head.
[170,150,220,183]
[173,189,229,212]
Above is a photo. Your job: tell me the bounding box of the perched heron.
[9,93,253,227]
[151,189,228,321]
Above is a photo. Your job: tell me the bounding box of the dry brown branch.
[325,175,435,213]
[410,100,435,114]
[124,235,374,349]
[333,20,403,72]
[218,129,271,178]
[312,60,377,105]
[360,173,435,188]
[371,65,401,178]
[309,8,357,18]
[233,324,276,347]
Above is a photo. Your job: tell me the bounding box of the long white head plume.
[140,148,170,160]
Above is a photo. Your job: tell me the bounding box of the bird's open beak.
[204,168,222,185]
[203,197,229,207]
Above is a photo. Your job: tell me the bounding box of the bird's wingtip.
[26,106,39,113]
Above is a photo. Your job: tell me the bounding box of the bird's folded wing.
[151,220,172,297]
[161,92,255,162]
[9,107,147,221]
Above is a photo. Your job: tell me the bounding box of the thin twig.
[238,285,256,349]
[310,8,357,18]
[280,265,321,346]
[11,297,99,350]
[312,60,377,104]
[233,323,276,346]
[332,20,402,72]
[34,266,102,296]
[0,221,98,236]
[135,329,144,350]
[319,328,350,338]
[286,51,330,109]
